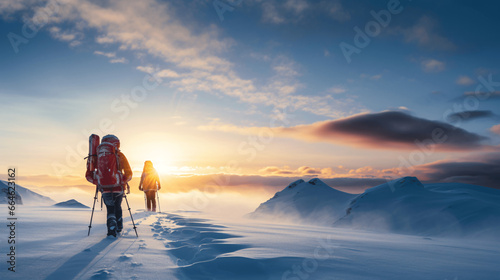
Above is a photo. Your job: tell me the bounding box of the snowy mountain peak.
[387,176,424,191]
[287,179,305,189]
[54,199,89,208]
[307,178,335,190]
[249,178,356,223]
[307,178,323,185]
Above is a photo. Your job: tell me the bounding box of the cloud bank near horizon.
[10,152,500,199]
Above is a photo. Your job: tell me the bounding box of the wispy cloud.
[261,2,285,24]
[0,0,28,18]
[360,73,383,80]
[446,110,497,123]
[94,50,127,63]
[109,57,127,64]
[4,0,359,118]
[456,75,475,86]
[49,26,82,46]
[257,0,349,24]
[284,0,309,15]
[94,50,116,58]
[397,16,456,51]
[321,0,350,22]
[328,87,346,94]
[421,59,445,73]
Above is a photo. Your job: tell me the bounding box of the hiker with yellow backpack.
[139,160,161,212]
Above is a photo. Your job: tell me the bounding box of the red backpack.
[96,142,122,190]
[85,134,123,192]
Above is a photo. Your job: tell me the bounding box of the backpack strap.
[114,150,124,193]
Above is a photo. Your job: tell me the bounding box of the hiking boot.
[107,216,117,237]
[107,227,117,237]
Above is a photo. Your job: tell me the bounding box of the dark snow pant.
[145,191,156,212]
[102,192,123,232]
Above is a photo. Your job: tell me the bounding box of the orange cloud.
[258,166,325,176]
[258,165,406,180]
[491,124,500,135]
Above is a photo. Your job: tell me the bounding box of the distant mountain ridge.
[0,181,22,204]
[250,177,500,239]
[336,177,500,238]
[0,180,55,205]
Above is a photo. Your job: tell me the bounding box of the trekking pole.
[88,186,99,236]
[100,192,103,211]
[144,191,147,211]
[156,185,161,213]
[125,183,139,237]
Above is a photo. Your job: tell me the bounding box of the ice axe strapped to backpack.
[85,134,100,184]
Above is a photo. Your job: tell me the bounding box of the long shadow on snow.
[45,237,117,280]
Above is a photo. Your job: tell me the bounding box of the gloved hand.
[126,185,130,194]
[139,186,143,191]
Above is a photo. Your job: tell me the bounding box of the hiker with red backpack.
[85,134,134,237]
[138,161,161,212]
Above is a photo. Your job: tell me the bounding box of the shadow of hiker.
[45,237,118,280]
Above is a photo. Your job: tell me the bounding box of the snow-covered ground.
[1,205,500,280]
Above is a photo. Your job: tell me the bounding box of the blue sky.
[1,0,499,190]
